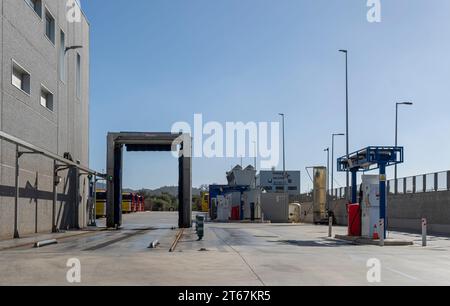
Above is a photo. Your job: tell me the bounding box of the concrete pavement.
[1,212,450,286]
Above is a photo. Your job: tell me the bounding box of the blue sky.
[84,0,450,191]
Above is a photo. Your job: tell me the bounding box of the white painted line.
[386,267,420,281]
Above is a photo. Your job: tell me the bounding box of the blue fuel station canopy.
[337,146,404,172]
[337,146,404,238]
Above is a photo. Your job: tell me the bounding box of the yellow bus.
[96,190,107,218]
[201,192,209,213]
[122,193,133,213]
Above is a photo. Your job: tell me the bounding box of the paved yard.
[0,212,449,285]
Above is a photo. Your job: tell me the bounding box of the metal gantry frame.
[106,132,192,229]
[337,146,404,238]
[0,131,105,239]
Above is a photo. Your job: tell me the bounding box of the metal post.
[52,161,58,233]
[422,218,427,247]
[331,136,335,200]
[279,113,286,189]
[89,178,97,226]
[14,144,20,239]
[395,102,413,192]
[380,163,387,239]
[447,171,450,191]
[331,133,345,203]
[338,50,350,202]
[379,219,385,247]
[340,51,350,202]
[75,168,81,229]
[351,169,357,204]
[395,103,399,193]
[434,172,439,192]
[324,147,330,211]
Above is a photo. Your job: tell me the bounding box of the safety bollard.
[379,219,385,247]
[328,216,333,238]
[422,218,427,247]
[196,215,205,241]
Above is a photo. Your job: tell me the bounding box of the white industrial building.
[211,166,300,223]
[226,165,256,187]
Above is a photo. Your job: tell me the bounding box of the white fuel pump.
[361,175,382,239]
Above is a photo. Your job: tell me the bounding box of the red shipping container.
[348,203,361,237]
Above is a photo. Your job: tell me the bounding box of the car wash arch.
[106,132,192,229]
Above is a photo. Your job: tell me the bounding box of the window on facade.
[275,186,285,191]
[59,30,66,81]
[288,187,298,191]
[76,53,81,98]
[12,61,31,94]
[25,0,42,17]
[45,10,55,44]
[40,86,54,111]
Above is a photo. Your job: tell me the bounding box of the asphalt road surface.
[1,212,450,285]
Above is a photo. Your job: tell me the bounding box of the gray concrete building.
[0,0,90,239]
[257,170,301,196]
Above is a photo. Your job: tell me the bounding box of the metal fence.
[328,170,450,200]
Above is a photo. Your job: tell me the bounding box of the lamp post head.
[333,133,345,137]
[397,101,413,106]
[65,45,83,53]
[339,49,348,53]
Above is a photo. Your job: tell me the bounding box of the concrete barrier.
[303,190,450,235]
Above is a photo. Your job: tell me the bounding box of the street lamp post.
[339,49,350,202]
[324,147,330,211]
[331,133,345,200]
[279,113,286,187]
[395,102,413,192]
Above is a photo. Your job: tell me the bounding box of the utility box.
[216,196,230,221]
[260,193,289,223]
[361,175,382,239]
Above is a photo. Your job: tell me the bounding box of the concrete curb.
[0,228,108,251]
[335,234,414,246]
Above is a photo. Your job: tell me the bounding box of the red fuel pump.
[347,203,361,236]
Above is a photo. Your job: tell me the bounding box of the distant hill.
[96,183,202,196]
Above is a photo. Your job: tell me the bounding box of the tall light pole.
[395,102,413,192]
[279,113,286,176]
[324,147,330,211]
[331,133,345,200]
[253,141,257,189]
[339,49,350,201]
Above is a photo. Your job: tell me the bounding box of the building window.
[12,60,31,94]
[25,0,42,17]
[288,187,298,191]
[45,9,55,44]
[40,86,54,111]
[76,53,81,98]
[275,186,285,191]
[59,30,66,81]
[264,186,273,192]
